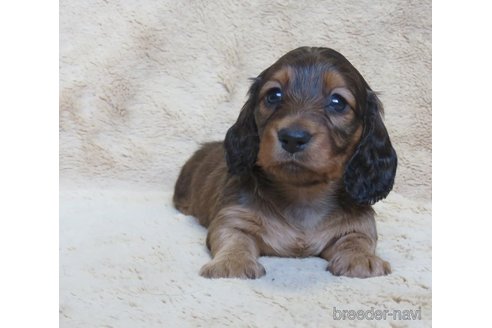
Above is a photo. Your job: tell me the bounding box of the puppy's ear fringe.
[224,78,261,176]
[343,91,397,205]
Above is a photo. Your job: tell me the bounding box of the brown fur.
[174,47,397,279]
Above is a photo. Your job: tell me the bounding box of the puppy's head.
[224,47,397,205]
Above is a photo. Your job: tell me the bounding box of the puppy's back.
[173,142,226,224]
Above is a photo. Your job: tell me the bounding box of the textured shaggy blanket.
[60,0,432,327]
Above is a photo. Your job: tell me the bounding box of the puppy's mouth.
[264,159,328,186]
[275,160,310,172]
[270,158,321,177]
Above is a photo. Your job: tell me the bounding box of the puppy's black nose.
[277,128,312,154]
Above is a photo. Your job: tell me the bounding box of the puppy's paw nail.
[199,258,266,279]
[327,253,391,278]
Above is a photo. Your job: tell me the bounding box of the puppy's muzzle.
[277,128,312,154]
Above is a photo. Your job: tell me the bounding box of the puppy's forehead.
[261,64,349,95]
[264,47,365,90]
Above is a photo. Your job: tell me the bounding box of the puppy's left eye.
[265,88,283,106]
[326,94,347,113]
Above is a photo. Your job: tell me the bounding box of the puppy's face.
[255,62,363,186]
[225,47,397,204]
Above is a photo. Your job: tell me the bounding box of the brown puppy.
[174,47,397,279]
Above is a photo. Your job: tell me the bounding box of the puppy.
[174,47,397,279]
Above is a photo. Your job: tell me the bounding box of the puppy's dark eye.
[326,94,347,113]
[265,88,283,106]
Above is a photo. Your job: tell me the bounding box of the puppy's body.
[174,47,397,279]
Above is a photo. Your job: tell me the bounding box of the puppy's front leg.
[321,232,391,278]
[199,207,265,279]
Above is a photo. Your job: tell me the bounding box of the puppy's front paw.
[199,256,266,279]
[327,253,391,278]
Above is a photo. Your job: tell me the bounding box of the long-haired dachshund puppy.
[174,47,397,279]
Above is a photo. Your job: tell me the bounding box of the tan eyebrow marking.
[324,71,356,109]
[324,71,347,89]
[259,66,294,99]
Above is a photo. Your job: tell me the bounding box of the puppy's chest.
[259,206,332,257]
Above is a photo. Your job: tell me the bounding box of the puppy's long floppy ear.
[224,79,261,176]
[344,91,398,205]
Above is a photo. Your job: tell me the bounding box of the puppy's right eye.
[265,88,283,106]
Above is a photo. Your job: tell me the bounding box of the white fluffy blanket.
[60,0,431,326]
